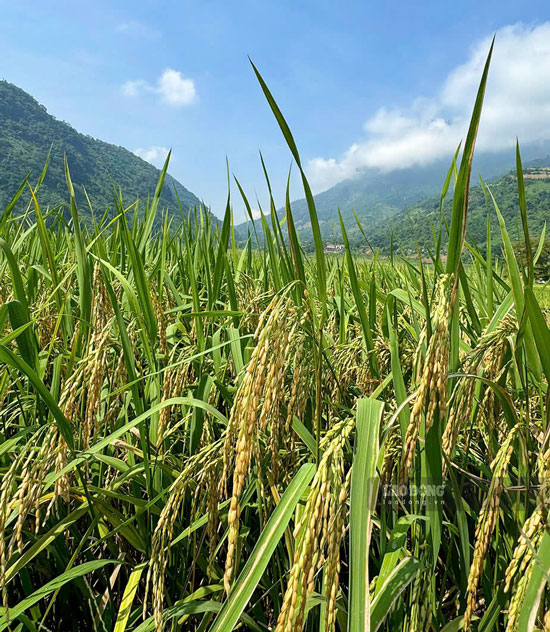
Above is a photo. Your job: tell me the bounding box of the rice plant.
[1,41,550,631]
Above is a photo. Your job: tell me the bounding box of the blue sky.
[1,1,550,221]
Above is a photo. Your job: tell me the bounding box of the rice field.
[1,45,550,632]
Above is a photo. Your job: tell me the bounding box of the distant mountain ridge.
[235,141,550,250]
[366,162,550,254]
[0,80,204,221]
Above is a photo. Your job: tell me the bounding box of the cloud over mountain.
[307,22,550,192]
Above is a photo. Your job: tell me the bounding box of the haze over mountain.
[0,81,204,221]
[235,140,550,251]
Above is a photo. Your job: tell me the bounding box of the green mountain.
[235,161,451,247]
[0,80,204,220]
[366,165,550,255]
[235,142,550,251]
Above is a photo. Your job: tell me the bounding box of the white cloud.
[157,69,197,106]
[133,145,170,167]
[250,208,262,220]
[306,22,550,192]
[122,68,197,107]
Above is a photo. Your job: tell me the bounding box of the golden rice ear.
[275,418,352,632]
[399,274,453,487]
[504,509,543,594]
[222,295,309,595]
[151,441,223,630]
[442,313,518,473]
[0,449,27,619]
[463,424,520,630]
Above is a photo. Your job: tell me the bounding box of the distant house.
[324,243,344,253]
[511,167,550,180]
[523,167,550,180]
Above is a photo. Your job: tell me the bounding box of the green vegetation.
[2,47,550,632]
[237,167,550,256]
[0,81,203,222]
[369,169,550,255]
[235,144,550,255]
[515,236,550,282]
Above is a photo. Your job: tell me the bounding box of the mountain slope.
[366,165,550,254]
[235,141,550,249]
[0,80,203,220]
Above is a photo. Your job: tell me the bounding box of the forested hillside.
[0,81,203,220]
[365,167,550,254]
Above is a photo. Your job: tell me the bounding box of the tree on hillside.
[513,236,550,282]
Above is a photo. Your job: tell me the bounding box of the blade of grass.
[208,463,315,632]
[348,397,384,632]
